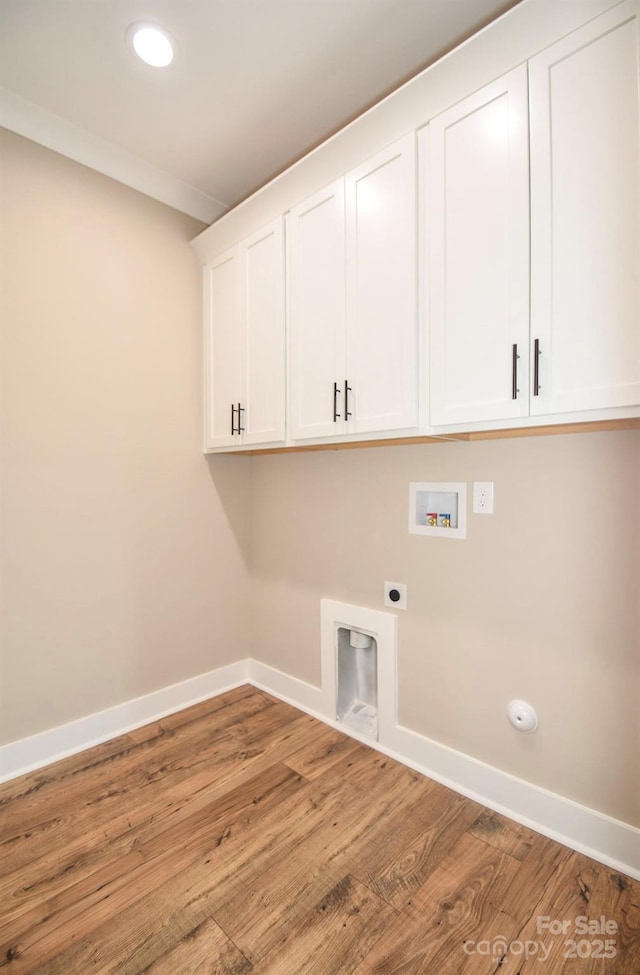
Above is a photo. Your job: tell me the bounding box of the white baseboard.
[247,659,640,882]
[249,658,326,715]
[0,660,249,783]
[2,657,638,882]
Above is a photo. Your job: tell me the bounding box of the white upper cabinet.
[428,65,530,426]
[198,0,640,452]
[345,134,418,435]
[288,180,346,441]
[529,0,640,415]
[429,1,640,428]
[204,218,285,450]
[288,134,417,442]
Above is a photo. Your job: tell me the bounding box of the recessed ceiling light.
[128,23,175,68]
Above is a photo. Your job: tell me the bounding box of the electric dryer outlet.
[384,582,407,610]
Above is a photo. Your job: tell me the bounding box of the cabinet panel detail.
[428,65,530,425]
[205,247,242,450]
[243,222,285,444]
[529,2,640,414]
[346,134,418,434]
[288,181,346,441]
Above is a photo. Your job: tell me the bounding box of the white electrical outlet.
[473,481,494,514]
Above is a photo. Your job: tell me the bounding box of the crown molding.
[0,87,227,225]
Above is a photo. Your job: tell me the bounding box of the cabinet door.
[345,134,417,435]
[428,65,530,426]
[288,180,346,440]
[242,219,285,445]
[529,1,640,415]
[204,246,242,450]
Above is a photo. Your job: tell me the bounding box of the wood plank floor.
[1,686,638,974]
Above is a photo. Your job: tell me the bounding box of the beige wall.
[250,432,640,826]
[2,130,638,833]
[0,130,251,744]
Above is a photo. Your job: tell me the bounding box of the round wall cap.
[507,699,538,733]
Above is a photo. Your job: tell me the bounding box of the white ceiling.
[0,0,520,224]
